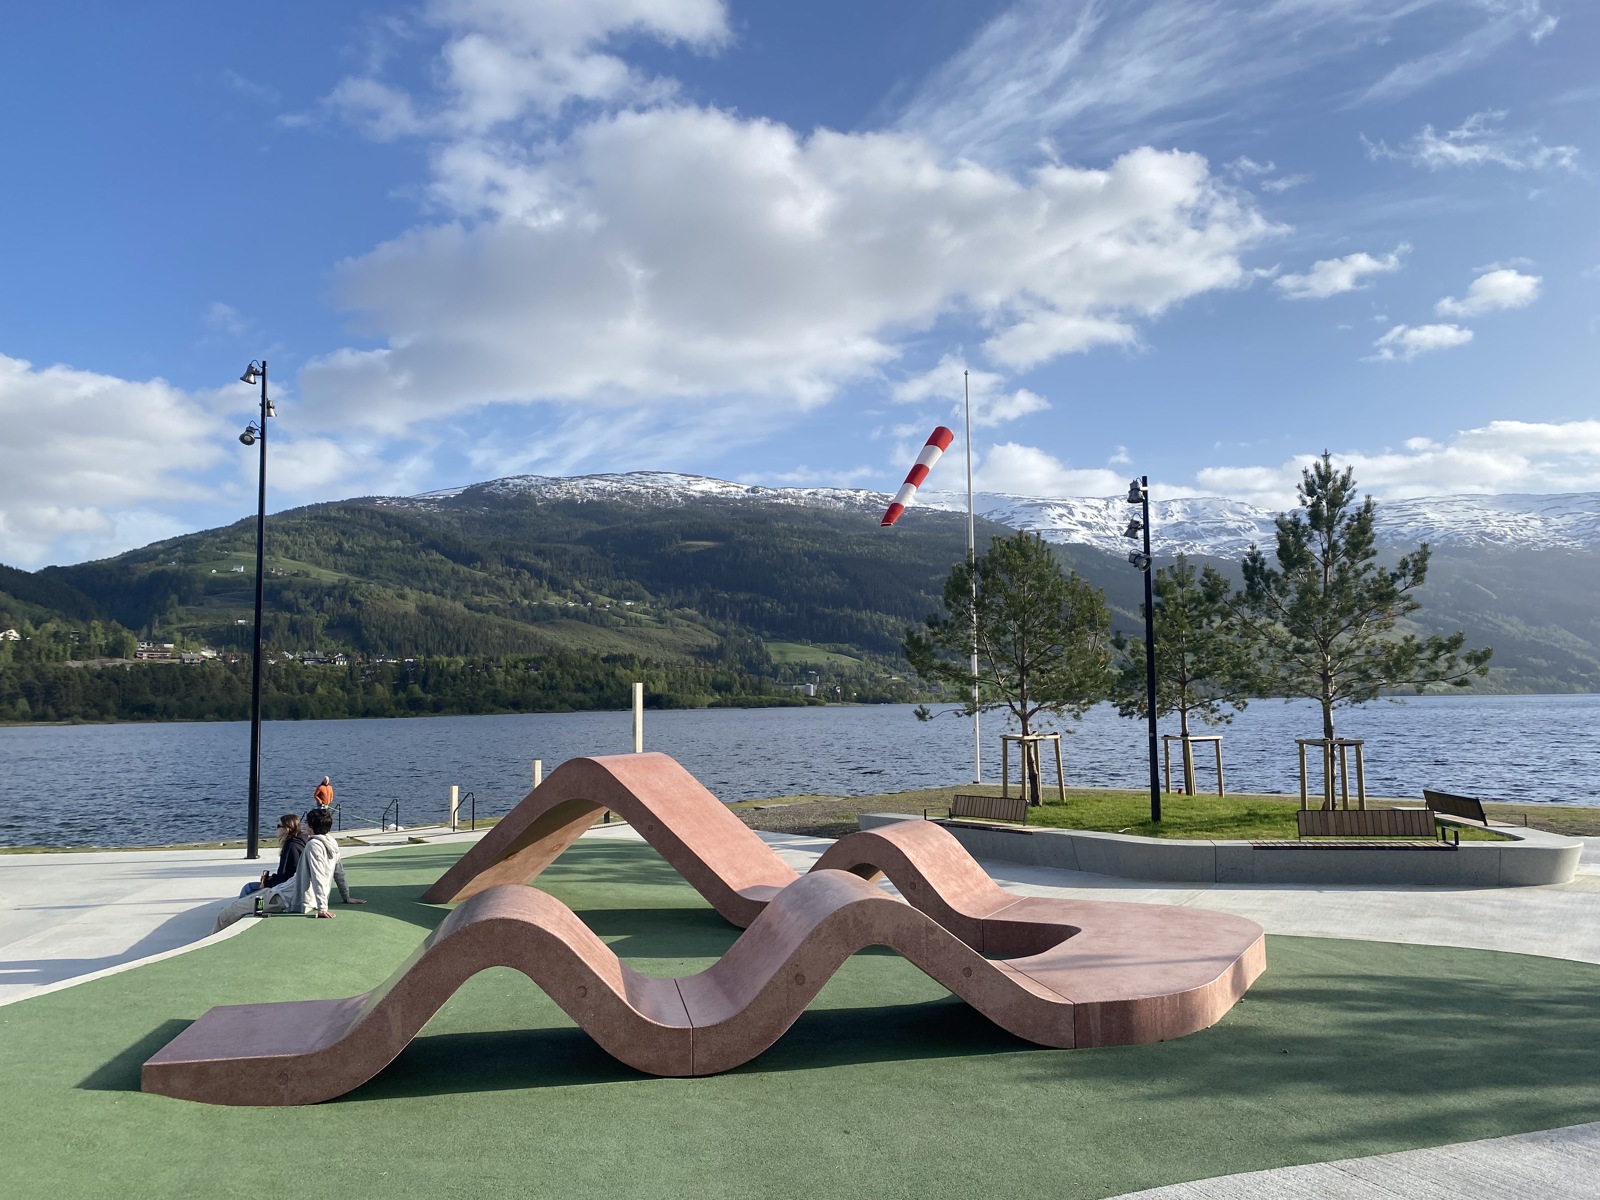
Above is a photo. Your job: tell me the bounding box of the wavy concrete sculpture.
[144,869,1264,1106]
[422,753,800,926]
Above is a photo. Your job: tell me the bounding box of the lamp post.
[237,360,274,860]
[1124,477,1160,823]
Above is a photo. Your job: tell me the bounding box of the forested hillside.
[1,479,1589,726]
[42,493,1049,661]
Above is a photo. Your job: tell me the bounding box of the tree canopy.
[904,532,1112,795]
[1239,453,1491,744]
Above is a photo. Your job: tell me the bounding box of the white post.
[532,759,542,790]
[964,369,981,784]
[632,681,644,753]
[449,784,459,832]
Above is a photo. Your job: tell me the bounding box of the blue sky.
[1,0,1597,569]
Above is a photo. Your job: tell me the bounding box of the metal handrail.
[459,791,476,831]
[380,797,401,832]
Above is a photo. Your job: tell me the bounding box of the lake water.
[0,694,1594,847]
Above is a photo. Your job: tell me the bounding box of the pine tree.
[1114,555,1255,794]
[904,532,1112,802]
[1239,453,1491,746]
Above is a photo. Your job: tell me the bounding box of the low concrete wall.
[856,812,1581,887]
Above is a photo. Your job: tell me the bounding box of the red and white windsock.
[881,426,955,527]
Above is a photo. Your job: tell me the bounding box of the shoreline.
[10,786,1600,853]
[3,688,1597,730]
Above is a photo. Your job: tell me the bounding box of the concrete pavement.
[0,826,467,1006]
[1105,1121,1600,1200]
[760,830,1600,964]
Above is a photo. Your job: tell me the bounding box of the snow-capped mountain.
[389,472,1600,558]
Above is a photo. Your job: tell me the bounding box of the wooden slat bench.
[1254,839,1454,851]
[1296,807,1436,839]
[1424,789,1490,826]
[927,793,1029,826]
[1256,805,1455,850]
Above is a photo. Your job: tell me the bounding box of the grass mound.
[736,786,1526,841]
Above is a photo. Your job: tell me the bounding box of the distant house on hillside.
[230,565,246,573]
[0,628,20,642]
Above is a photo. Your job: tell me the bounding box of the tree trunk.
[1017,697,1044,807]
[1178,705,1193,796]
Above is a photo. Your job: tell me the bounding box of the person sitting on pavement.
[304,776,335,829]
[212,806,365,931]
[237,814,307,899]
[296,806,365,918]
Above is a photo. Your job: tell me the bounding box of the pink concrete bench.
[144,866,1263,1106]
[141,754,1265,1105]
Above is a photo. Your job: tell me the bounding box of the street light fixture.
[1124,476,1161,823]
[239,359,270,860]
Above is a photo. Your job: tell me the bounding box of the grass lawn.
[734,786,1528,841]
[763,640,864,667]
[3,837,1599,1199]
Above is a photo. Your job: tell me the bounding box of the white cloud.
[1275,245,1407,300]
[1195,421,1600,508]
[899,0,1554,165]
[1226,157,1308,194]
[1259,173,1310,193]
[1368,323,1473,362]
[220,69,279,105]
[0,354,233,568]
[1435,268,1541,318]
[328,0,729,138]
[301,108,1269,439]
[1365,110,1579,172]
[972,443,1128,496]
[892,356,1050,429]
[204,302,248,336]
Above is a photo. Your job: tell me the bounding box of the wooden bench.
[1424,789,1489,826]
[1297,808,1435,839]
[927,793,1029,826]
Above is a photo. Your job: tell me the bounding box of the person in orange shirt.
[305,776,334,828]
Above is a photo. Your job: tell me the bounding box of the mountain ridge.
[384,472,1600,558]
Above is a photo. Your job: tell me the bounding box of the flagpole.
[965,370,980,785]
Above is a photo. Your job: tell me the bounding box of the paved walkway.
[0,827,464,1006]
[761,831,1600,964]
[1106,1120,1600,1199]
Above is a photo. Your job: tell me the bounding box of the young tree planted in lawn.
[1238,453,1491,746]
[1114,555,1256,795]
[904,531,1113,803]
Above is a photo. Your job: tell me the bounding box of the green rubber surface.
[2,838,1598,1200]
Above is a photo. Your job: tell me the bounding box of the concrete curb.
[858,813,1582,887]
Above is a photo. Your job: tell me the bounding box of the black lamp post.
[238,361,274,859]
[1124,477,1160,823]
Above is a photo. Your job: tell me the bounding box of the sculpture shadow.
[80,1021,192,1092]
[338,998,1035,1102]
